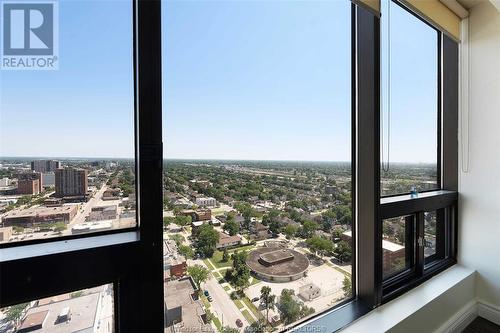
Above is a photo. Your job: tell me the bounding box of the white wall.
[387,273,475,333]
[458,0,500,307]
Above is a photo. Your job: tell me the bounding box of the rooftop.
[3,205,77,218]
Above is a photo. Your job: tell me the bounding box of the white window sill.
[340,265,475,332]
[0,231,139,262]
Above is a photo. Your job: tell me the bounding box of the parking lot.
[246,263,348,313]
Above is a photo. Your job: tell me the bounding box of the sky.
[1,0,438,163]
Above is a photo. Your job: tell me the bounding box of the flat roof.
[3,205,77,218]
[21,292,100,333]
[247,247,309,278]
[18,310,49,330]
[260,249,294,264]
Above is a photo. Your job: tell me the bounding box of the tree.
[342,276,352,297]
[306,236,334,257]
[223,219,239,236]
[299,220,318,239]
[235,202,255,231]
[174,215,192,226]
[222,248,230,262]
[226,251,250,292]
[334,241,352,263]
[247,319,266,333]
[268,220,282,236]
[4,303,28,326]
[276,289,301,325]
[260,286,276,323]
[187,265,210,290]
[277,289,314,325]
[196,224,219,257]
[163,216,174,229]
[178,244,194,259]
[169,234,184,246]
[283,224,298,240]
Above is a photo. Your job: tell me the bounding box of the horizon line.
[0,156,438,165]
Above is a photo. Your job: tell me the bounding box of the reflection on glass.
[0,0,136,243]
[382,215,413,279]
[380,0,439,196]
[0,284,114,333]
[162,0,352,330]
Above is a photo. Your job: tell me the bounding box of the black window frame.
[0,0,459,332]
[379,0,444,199]
[0,1,164,332]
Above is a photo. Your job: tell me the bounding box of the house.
[216,232,242,249]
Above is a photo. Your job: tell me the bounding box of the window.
[0,0,136,244]
[377,0,458,304]
[380,0,440,197]
[0,0,460,332]
[162,0,353,330]
[0,284,114,333]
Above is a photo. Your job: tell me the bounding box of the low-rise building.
[2,205,78,227]
[250,221,270,240]
[216,232,242,249]
[102,188,121,200]
[165,276,212,333]
[71,220,113,234]
[195,196,217,207]
[17,291,101,333]
[86,205,117,221]
[299,283,321,301]
[164,240,187,279]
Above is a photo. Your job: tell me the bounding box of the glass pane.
[0,0,136,244]
[424,211,437,258]
[163,0,352,330]
[0,284,114,333]
[424,209,447,265]
[380,0,439,196]
[382,215,413,279]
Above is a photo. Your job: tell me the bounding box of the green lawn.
[242,297,265,321]
[223,285,231,292]
[202,258,216,271]
[210,251,233,269]
[241,309,255,324]
[201,295,211,309]
[232,299,244,310]
[212,316,222,331]
[227,244,255,254]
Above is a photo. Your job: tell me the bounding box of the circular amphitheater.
[246,247,309,282]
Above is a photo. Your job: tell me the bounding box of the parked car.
[236,319,243,328]
[207,296,213,302]
[204,290,209,297]
[251,297,259,302]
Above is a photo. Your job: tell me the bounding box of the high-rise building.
[17,179,40,195]
[31,160,61,173]
[17,172,43,194]
[55,168,88,197]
